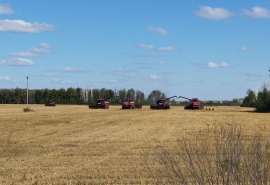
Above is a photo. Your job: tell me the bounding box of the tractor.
[89,98,109,109]
[150,96,177,110]
[178,96,204,110]
[45,100,55,106]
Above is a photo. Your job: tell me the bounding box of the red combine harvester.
[150,96,177,110]
[121,98,135,109]
[121,98,143,109]
[178,96,204,110]
[89,98,109,109]
[45,100,55,106]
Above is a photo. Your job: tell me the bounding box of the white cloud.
[108,79,118,83]
[243,73,267,78]
[125,73,137,78]
[0,76,11,81]
[116,68,126,72]
[0,58,35,66]
[0,20,55,33]
[44,73,54,77]
[196,6,234,20]
[149,75,162,80]
[0,4,14,14]
[9,43,52,57]
[30,43,52,53]
[158,46,178,51]
[158,60,166,65]
[239,45,251,51]
[60,67,87,72]
[138,44,154,50]
[53,78,74,84]
[9,51,40,57]
[207,62,229,68]
[242,7,270,19]
[147,26,169,35]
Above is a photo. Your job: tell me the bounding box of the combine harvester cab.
[150,96,177,110]
[45,100,56,106]
[89,98,109,109]
[178,96,204,110]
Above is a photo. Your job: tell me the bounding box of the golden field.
[0,104,269,184]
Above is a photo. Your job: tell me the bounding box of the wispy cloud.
[116,68,127,72]
[138,44,154,50]
[0,58,34,66]
[134,61,154,69]
[206,62,229,68]
[243,73,267,78]
[44,73,54,77]
[0,20,55,33]
[138,54,161,58]
[242,7,270,19]
[238,45,252,51]
[29,43,52,53]
[125,73,137,78]
[147,26,169,35]
[0,76,11,81]
[196,6,234,20]
[108,79,118,83]
[9,43,52,57]
[53,78,74,84]
[8,51,39,57]
[158,60,166,65]
[158,46,178,51]
[149,75,162,80]
[60,67,88,72]
[0,4,14,14]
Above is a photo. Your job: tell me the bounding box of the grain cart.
[150,96,177,110]
[178,96,204,109]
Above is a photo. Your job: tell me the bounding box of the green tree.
[241,89,256,107]
[58,88,66,104]
[148,90,163,104]
[66,87,77,104]
[118,89,127,100]
[127,88,135,100]
[43,88,51,103]
[255,87,270,112]
[35,89,43,104]
[1,89,12,104]
[135,90,145,105]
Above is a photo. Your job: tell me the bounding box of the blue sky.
[0,1,269,100]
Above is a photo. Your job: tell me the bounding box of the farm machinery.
[150,96,177,110]
[45,100,55,106]
[89,98,109,109]
[121,98,143,109]
[121,98,135,109]
[178,96,204,110]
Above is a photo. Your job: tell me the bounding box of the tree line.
[0,87,243,106]
[0,87,165,105]
[241,86,270,112]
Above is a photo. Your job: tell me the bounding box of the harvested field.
[0,105,269,184]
